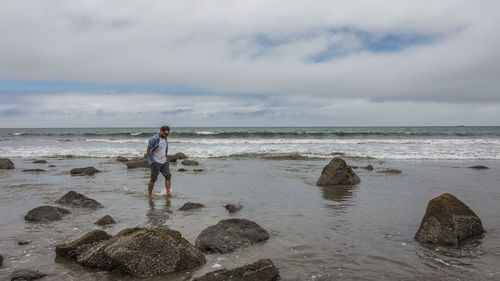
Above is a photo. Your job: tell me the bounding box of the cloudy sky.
[1,0,499,127]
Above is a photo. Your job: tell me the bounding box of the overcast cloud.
[0,0,499,127]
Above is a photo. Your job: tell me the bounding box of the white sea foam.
[195,131,218,135]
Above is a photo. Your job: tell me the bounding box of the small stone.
[362,165,374,171]
[194,169,204,172]
[70,167,100,175]
[469,165,489,169]
[23,169,46,172]
[377,169,402,174]
[179,202,205,211]
[181,160,199,166]
[11,269,47,281]
[48,165,56,168]
[193,259,280,281]
[33,160,47,164]
[116,156,128,162]
[178,168,187,172]
[18,240,31,245]
[95,215,116,226]
[225,204,243,213]
[0,254,3,267]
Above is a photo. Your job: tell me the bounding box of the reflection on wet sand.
[320,185,356,212]
[147,197,172,226]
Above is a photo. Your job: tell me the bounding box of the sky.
[1,0,499,127]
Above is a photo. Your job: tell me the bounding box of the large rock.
[70,167,100,175]
[11,269,47,281]
[0,158,15,169]
[174,152,188,160]
[56,227,205,278]
[193,259,280,281]
[24,205,71,222]
[316,157,360,186]
[196,219,269,253]
[415,193,484,246]
[126,157,149,168]
[95,215,116,226]
[56,191,103,208]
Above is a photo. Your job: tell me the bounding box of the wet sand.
[1,157,499,280]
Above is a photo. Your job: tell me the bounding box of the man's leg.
[149,162,160,197]
[148,181,155,197]
[165,180,173,196]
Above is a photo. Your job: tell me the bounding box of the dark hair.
[160,125,170,132]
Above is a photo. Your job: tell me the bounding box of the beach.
[0,127,500,280]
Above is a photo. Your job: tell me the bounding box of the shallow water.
[0,157,499,280]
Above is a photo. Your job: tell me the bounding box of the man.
[146,125,174,197]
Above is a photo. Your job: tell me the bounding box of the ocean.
[1,126,499,280]
[1,126,500,160]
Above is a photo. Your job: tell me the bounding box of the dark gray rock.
[362,165,374,171]
[95,215,116,226]
[56,230,113,258]
[316,157,360,186]
[179,202,204,211]
[24,205,71,222]
[32,160,47,164]
[56,191,103,209]
[70,167,100,175]
[22,169,45,172]
[0,158,15,169]
[194,169,204,172]
[178,168,187,172]
[331,152,345,156]
[196,218,269,253]
[48,165,56,168]
[18,241,31,245]
[126,157,149,168]
[11,269,47,281]
[116,156,128,162]
[469,165,489,169]
[225,204,243,213]
[193,259,279,281]
[377,169,402,174]
[181,160,199,166]
[415,193,484,246]
[0,254,3,267]
[56,227,205,278]
[167,155,178,163]
[174,152,188,159]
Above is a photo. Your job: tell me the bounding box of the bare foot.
[166,192,176,197]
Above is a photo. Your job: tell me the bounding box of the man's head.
[159,125,170,138]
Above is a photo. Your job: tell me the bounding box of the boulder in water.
[361,165,374,171]
[174,152,188,160]
[377,169,402,174]
[56,227,205,277]
[11,269,47,281]
[415,193,484,246]
[196,218,269,253]
[193,259,280,281]
[181,160,199,166]
[95,215,116,226]
[24,205,71,222]
[179,202,204,211]
[56,191,103,209]
[116,156,128,162]
[316,157,360,186]
[469,165,489,169]
[126,157,149,168]
[70,167,100,175]
[0,158,15,169]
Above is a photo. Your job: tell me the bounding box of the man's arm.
[146,146,152,158]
